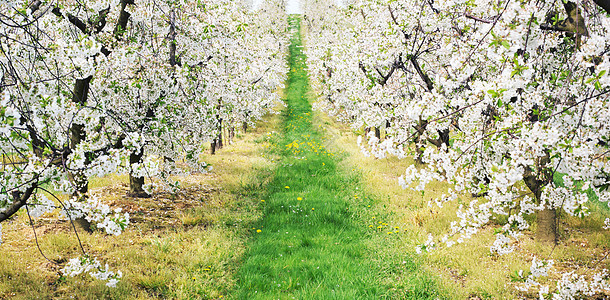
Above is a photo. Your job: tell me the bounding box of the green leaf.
[599,70,607,77]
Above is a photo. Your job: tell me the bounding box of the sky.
[285,0,302,14]
[252,0,302,14]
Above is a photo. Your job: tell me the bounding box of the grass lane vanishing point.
[233,17,442,300]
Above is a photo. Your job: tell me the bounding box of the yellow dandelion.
[285,186,290,189]
[261,200,265,202]
[369,225,373,228]
[387,232,393,235]
[312,208,315,211]
[297,197,302,201]
[256,229,262,233]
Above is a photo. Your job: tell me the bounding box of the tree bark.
[523,153,556,244]
[114,0,133,39]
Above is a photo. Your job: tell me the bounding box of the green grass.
[232,17,442,299]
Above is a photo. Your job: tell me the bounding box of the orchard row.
[303,0,610,296]
[0,0,288,285]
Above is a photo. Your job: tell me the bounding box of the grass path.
[233,17,441,299]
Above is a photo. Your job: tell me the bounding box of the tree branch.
[0,185,36,222]
[409,56,434,92]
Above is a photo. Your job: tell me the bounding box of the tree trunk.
[537,208,557,244]
[414,146,425,165]
[128,149,149,198]
[210,141,216,155]
[216,118,223,151]
[523,152,556,244]
[375,127,381,140]
[64,1,134,232]
[385,120,391,140]
[69,77,92,197]
[413,118,428,165]
[229,126,235,145]
[216,131,223,150]
[69,76,93,232]
[242,121,248,133]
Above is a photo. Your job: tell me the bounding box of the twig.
[25,204,59,265]
[36,187,87,255]
[464,13,495,24]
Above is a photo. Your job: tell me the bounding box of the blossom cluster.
[516,257,610,299]
[62,195,130,236]
[62,255,123,288]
